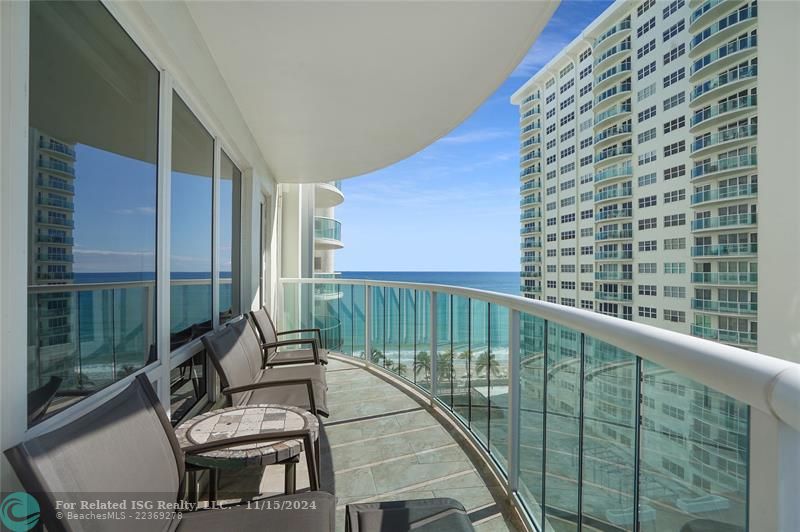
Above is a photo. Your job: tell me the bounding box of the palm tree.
[474,351,501,379]
[457,350,471,376]
[369,348,384,366]
[437,350,454,381]
[414,351,431,381]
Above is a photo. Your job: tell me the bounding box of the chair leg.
[186,469,198,504]
[208,469,219,505]
[284,461,297,494]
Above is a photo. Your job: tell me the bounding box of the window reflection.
[219,152,241,324]
[170,94,213,348]
[27,0,158,424]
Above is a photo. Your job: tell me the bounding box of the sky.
[335,0,614,272]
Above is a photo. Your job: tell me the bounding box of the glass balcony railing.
[594,101,631,126]
[39,139,76,158]
[520,107,541,121]
[692,153,757,179]
[691,64,758,102]
[520,165,541,179]
[520,255,541,265]
[691,95,757,128]
[520,240,542,249]
[593,17,631,48]
[690,0,726,26]
[520,225,542,236]
[595,208,632,221]
[691,324,757,346]
[314,216,342,241]
[333,180,343,191]
[36,215,74,228]
[595,290,632,301]
[38,158,75,176]
[594,62,631,88]
[691,243,757,257]
[595,271,632,281]
[594,122,632,144]
[595,81,631,105]
[36,272,75,281]
[691,34,757,78]
[521,149,541,162]
[691,213,757,231]
[36,253,74,262]
[594,162,633,184]
[36,197,75,210]
[521,90,540,105]
[520,179,541,192]
[691,272,758,285]
[520,209,541,221]
[520,196,540,207]
[595,187,632,202]
[593,38,631,67]
[521,122,541,136]
[595,144,632,164]
[690,4,757,52]
[36,234,74,245]
[279,277,799,532]
[692,298,758,315]
[690,183,757,205]
[521,137,540,150]
[595,229,633,241]
[691,124,758,153]
[36,177,75,193]
[595,249,633,260]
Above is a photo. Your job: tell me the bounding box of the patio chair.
[345,498,475,532]
[4,375,335,532]
[202,318,329,417]
[250,307,330,365]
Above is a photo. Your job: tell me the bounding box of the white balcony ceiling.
[186,1,558,183]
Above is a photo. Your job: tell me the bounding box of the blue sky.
[335,0,613,272]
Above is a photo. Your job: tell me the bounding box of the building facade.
[514,0,759,351]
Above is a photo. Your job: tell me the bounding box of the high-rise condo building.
[513,0,759,351]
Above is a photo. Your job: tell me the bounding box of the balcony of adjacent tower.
[690,183,757,206]
[690,63,758,106]
[690,124,757,158]
[38,138,76,160]
[690,324,758,348]
[691,271,758,286]
[689,0,740,31]
[692,298,758,316]
[594,184,632,205]
[314,216,343,250]
[688,3,758,58]
[595,206,633,223]
[593,37,631,70]
[315,180,345,209]
[690,94,757,132]
[593,161,633,185]
[592,17,631,54]
[691,213,757,232]
[594,120,632,150]
[593,100,631,128]
[691,152,758,181]
[689,33,758,82]
[691,242,758,258]
[594,60,632,93]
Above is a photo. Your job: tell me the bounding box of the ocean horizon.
[339,271,519,296]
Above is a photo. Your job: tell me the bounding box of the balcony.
[520,225,541,236]
[520,106,540,122]
[594,271,632,281]
[521,90,540,106]
[691,324,757,347]
[39,138,76,159]
[520,255,541,265]
[691,124,758,157]
[594,187,632,203]
[520,239,542,249]
[691,213,757,232]
[36,177,75,194]
[595,249,633,261]
[36,271,75,281]
[692,298,758,315]
[690,95,757,132]
[36,253,74,263]
[314,216,343,249]
[690,0,732,30]
[594,122,632,148]
[595,207,632,222]
[520,165,541,180]
[520,209,541,221]
[595,144,632,165]
[593,38,631,69]
[315,181,345,208]
[38,158,76,177]
[595,290,632,301]
[520,195,540,207]
[520,148,541,163]
[594,101,631,127]
[520,179,541,193]
[692,243,757,257]
[691,153,758,181]
[690,34,758,82]
[690,64,758,106]
[594,162,633,184]
[691,272,758,285]
[689,4,758,57]
[594,62,631,92]
[520,270,541,278]
[36,234,74,245]
[36,215,74,228]
[36,196,74,211]
[691,184,758,205]
[592,18,631,51]
[595,229,633,241]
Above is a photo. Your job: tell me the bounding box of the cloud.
[437,128,513,145]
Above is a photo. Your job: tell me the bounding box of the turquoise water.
[339,271,519,296]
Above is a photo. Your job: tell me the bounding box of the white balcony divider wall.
[0,0,277,490]
[279,277,800,532]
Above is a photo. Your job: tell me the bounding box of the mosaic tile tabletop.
[176,404,318,469]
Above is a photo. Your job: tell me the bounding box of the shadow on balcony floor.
[209,356,519,531]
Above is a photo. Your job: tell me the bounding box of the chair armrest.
[277,328,323,347]
[221,379,317,416]
[263,339,320,365]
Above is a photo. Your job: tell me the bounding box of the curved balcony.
[520,239,542,250]
[691,213,757,232]
[691,324,757,347]
[594,121,632,149]
[520,195,540,207]
[690,64,757,106]
[595,144,632,166]
[36,272,75,281]
[38,158,75,177]
[595,271,632,281]
[594,62,631,92]
[691,124,757,157]
[690,94,757,132]
[521,90,541,106]
[594,81,632,110]
[520,106,541,123]
[520,208,541,221]
[690,34,757,82]
[595,249,632,261]
[521,154,541,169]
[594,162,633,184]
[520,165,541,180]
[36,234,74,245]
[39,139,76,159]
[36,177,75,195]
[689,4,757,58]
[281,276,796,532]
[36,253,74,263]
[691,272,758,285]
[314,216,343,249]
[692,298,757,315]
[520,224,542,236]
[315,181,344,208]
[594,101,631,128]
[690,0,733,30]
[593,38,631,69]
[595,290,632,302]
[594,229,633,241]
[521,120,541,136]
[520,179,541,193]
[593,18,631,52]
[691,153,757,181]
[36,196,74,211]
[594,186,632,204]
[520,144,541,160]
[520,255,541,265]
[595,207,632,222]
[691,243,757,257]
[691,183,757,206]
[36,215,74,228]
[520,270,541,278]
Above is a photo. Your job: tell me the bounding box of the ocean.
[338,271,519,296]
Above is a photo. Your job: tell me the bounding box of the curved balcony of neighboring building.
[593,161,633,185]
[690,183,757,206]
[520,269,541,279]
[520,120,541,138]
[594,59,632,92]
[594,228,633,242]
[37,158,75,178]
[690,63,757,106]
[520,89,541,109]
[692,298,757,316]
[593,37,631,69]
[595,249,633,261]
[689,2,757,58]
[691,212,757,232]
[520,105,541,125]
[520,238,542,250]
[36,215,74,229]
[36,253,74,263]
[592,17,631,54]
[520,164,541,180]
[315,181,345,209]
[690,94,757,132]
[520,208,541,222]
[594,80,632,111]
[38,139,76,160]
[595,207,632,222]
[691,272,757,286]
[595,290,632,302]
[521,150,542,168]
[689,33,757,82]
[690,324,757,348]
[689,0,741,31]
[594,184,632,205]
[36,234,74,245]
[595,143,632,166]
[36,196,74,212]
[691,242,757,258]
[520,194,540,208]
[520,178,541,193]
[595,271,633,281]
[691,124,757,158]
[594,100,631,128]
[36,177,75,195]
[520,139,541,157]
[520,254,541,265]
[594,120,632,150]
[36,272,75,282]
[314,216,343,249]
[520,223,542,236]
[691,152,757,181]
